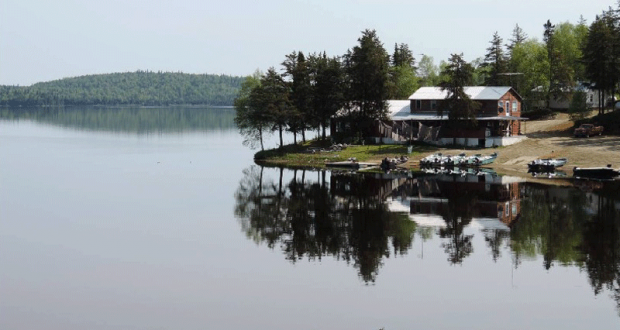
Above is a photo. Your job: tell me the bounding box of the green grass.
[255,140,436,167]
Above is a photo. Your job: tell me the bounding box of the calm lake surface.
[1,107,620,330]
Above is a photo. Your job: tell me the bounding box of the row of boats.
[419,152,620,181]
[419,152,498,167]
[526,157,620,180]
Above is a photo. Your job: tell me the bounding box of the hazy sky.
[1,0,616,86]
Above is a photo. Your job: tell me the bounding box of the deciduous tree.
[234,71,268,150]
[249,68,292,148]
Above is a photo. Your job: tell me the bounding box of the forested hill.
[0,71,244,107]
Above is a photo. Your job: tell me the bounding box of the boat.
[528,168,568,178]
[326,160,377,169]
[466,152,498,166]
[450,153,468,166]
[528,158,568,171]
[419,153,444,167]
[572,165,620,180]
[380,156,409,170]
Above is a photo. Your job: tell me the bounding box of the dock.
[325,161,378,169]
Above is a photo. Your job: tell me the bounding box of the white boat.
[465,152,498,166]
[451,153,468,166]
[528,158,568,171]
[419,153,443,166]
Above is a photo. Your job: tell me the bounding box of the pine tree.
[506,24,528,58]
[482,32,508,86]
[310,53,345,140]
[582,11,620,114]
[439,54,480,125]
[343,29,390,138]
[282,51,312,144]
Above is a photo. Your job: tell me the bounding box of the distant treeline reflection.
[0,106,236,133]
[234,166,620,314]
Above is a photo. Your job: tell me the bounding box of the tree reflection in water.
[234,165,416,282]
[234,164,620,315]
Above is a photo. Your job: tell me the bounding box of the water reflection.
[234,166,415,282]
[0,106,236,133]
[234,166,620,311]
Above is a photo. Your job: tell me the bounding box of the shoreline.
[255,113,620,184]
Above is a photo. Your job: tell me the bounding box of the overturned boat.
[573,165,620,181]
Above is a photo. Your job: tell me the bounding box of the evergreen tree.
[392,43,415,68]
[343,29,390,138]
[282,51,312,144]
[389,43,419,99]
[439,54,480,125]
[583,9,620,114]
[482,32,508,86]
[507,24,528,58]
[310,53,345,140]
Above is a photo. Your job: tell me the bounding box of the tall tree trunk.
[279,124,284,148]
[302,124,306,143]
[259,127,264,151]
[293,132,297,145]
[322,122,327,140]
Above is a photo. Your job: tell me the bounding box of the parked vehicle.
[574,124,603,137]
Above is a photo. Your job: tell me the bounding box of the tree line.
[235,4,620,150]
[0,71,244,107]
[235,29,417,150]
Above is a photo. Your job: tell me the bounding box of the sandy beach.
[404,113,620,177]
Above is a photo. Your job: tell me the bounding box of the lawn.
[254,140,436,167]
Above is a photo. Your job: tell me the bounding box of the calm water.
[1,107,620,330]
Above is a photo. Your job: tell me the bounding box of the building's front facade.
[364,86,527,147]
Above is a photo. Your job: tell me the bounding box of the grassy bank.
[255,140,435,168]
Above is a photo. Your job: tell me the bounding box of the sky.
[0,0,616,86]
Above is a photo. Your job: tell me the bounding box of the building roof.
[409,86,514,101]
[387,100,526,121]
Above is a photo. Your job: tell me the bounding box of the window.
[506,101,510,115]
[416,100,421,109]
[431,100,436,109]
[498,101,503,112]
[512,101,517,113]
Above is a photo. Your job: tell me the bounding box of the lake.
[1,107,620,330]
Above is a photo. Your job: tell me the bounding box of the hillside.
[0,71,244,107]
